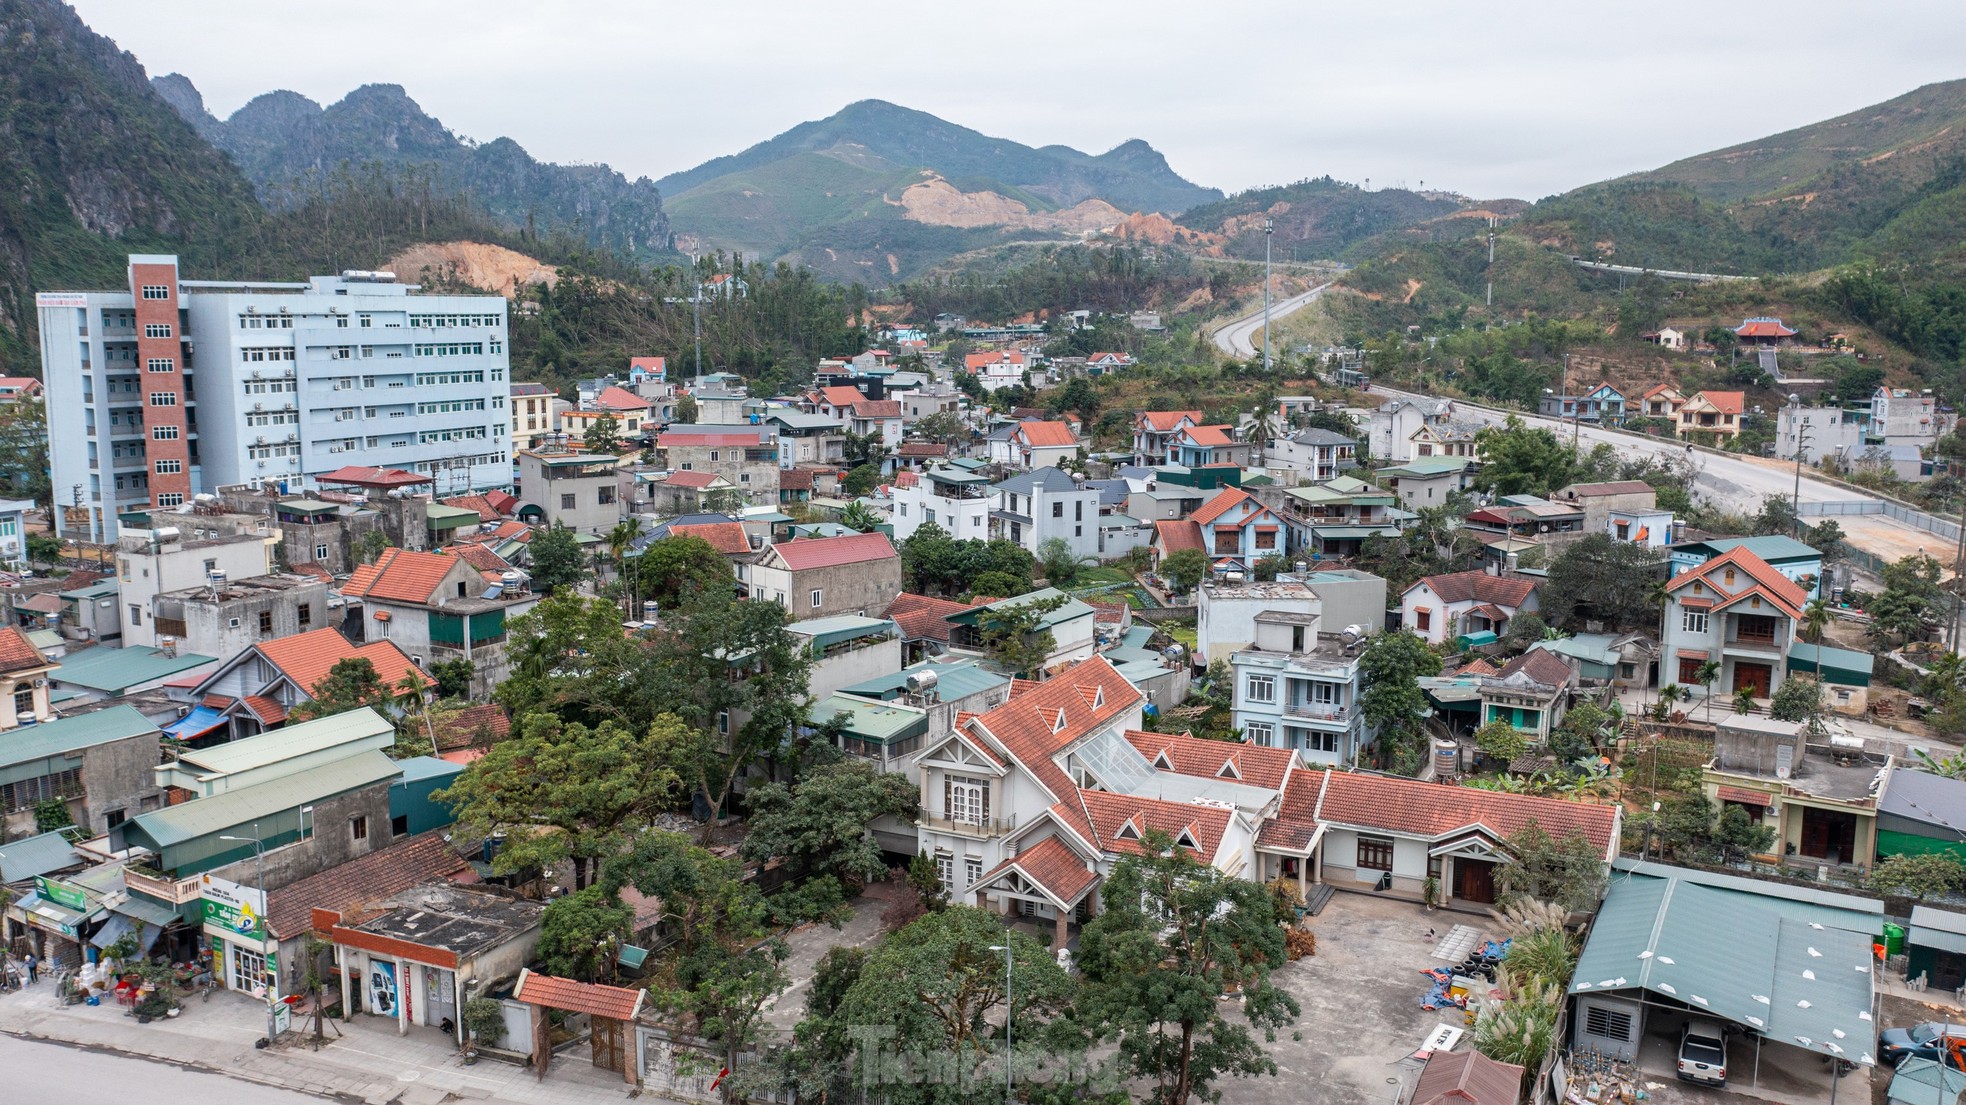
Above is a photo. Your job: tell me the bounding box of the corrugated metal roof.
[129,750,401,847]
[50,645,218,693]
[0,705,158,769]
[838,660,1010,704]
[172,707,393,777]
[0,830,82,882]
[808,693,928,742]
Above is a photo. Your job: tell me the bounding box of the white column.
[395,957,409,1035]
[337,945,352,1021]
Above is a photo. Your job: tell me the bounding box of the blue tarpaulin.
[162,705,226,741]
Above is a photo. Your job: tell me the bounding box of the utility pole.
[1485,217,1496,308]
[990,943,1013,1105]
[218,825,278,1046]
[1262,218,1275,375]
[1564,354,1579,458]
[1787,394,1810,541]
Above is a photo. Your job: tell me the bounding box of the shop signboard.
[198,873,266,940]
[35,876,88,912]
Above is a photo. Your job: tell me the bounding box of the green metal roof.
[791,615,897,651]
[276,499,340,513]
[50,645,217,693]
[128,750,402,847]
[0,830,81,882]
[947,457,989,471]
[396,755,466,784]
[426,503,482,528]
[1679,535,1820,563]
[1787,642,1874,686]
[947,588,1091,632]
[1574,861,1881,1064]
[1376,457,1472,477]
[170,707,393,778]
[0,705,158,772]
[60,580,121,600]
[838,660,1011,703]
[1889,1057,1966,1105]
[809,693,929,744]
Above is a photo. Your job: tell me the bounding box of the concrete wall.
[205,780,396,889]
[755,560,901,622]
[77,734,164,835]
[118,534,277,647]
[807,637,903,699]
[156,579,330,659]
[1296,572,1387,636]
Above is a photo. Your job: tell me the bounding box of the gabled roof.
[1013,421,1078,448]
[896,442,947,457]
[668,522,752,555]
[883,593,978,642]
[252,627,432,698]
[1664,546,1807,620]
[1412,1050,1524,1105]
[975,836,1099,907]
[1077,788,1232,859]
[1405,569,1537,608]
[965,351,1025,370]
[342,548,465,605]
[1278,768,1619,855]
[1178,424,1236,448]
[514,970,646,1021]
[449,542,513,576]
[993,467,1079,495]
[1686,390,1745,415]
[442,494,505,522]
[1154,519,1204,554]
[967,657,1144,836]
[433,703,512,752]
[662,470,724,490]
[1735,317,1796,338]
[1190,487,1257,526]
[264,831,471,940]
[850,399,902,418]
[591,385,651,412]
[1494,648,1574,688]
[816,385,866,409]
[770,532,897,571]
[1124,729,1293,790]
[777,467,816,490]
[317,466,432,489]
[1137,410,1202,432]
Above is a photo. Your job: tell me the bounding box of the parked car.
[1879,1023,1966,1069]
[1677,1020,1728,1085]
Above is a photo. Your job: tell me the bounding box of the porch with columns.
[972,872,1097,951]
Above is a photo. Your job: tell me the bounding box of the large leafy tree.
[494,590,638,721]
[1473,416,1575,498]
[739,759,919,924]
[975,593,1067,677]
[436,710,686,888]
[1540,533,1666,630]
[1159,548,1209,593]
[630,533,733,609]
[289,657,398,722]
[901,523,1037,597]
[1359,630,1442,775]
[1076,832,1299,1105]
[527,521,589,595]
[1493,821,1608,913]
[537,885,635,982]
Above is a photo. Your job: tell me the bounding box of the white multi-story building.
[39,256,511,541]
[1230,613,1369,766]
[988,468,1101,562]
[890,467,993,542]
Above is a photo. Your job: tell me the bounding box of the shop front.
[5,873,108,970]
[199,872,279,1000]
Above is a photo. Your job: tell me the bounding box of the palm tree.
[1696,661,1722,723]
[606,518,644,615]
[839,501,881,533]
[1246,386,1280,461]
[1653,683,1684,722]
[1801,597,1832,644]
[1733,685,1759,716]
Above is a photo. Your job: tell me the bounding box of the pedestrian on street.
[23,952,36,984]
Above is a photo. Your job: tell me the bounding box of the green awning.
[617,944,650,970]
[1456,631,1499,648]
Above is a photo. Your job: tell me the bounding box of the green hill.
[1175,177,1489,262]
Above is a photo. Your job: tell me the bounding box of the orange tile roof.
[254,627,432,698]
[891,470,920,489]
[1689,390,1745,415]
[442,494,504,522]
[818,385,866,408]
[669,522,752,556]
[772,533,897,570]
[851,399,902,418]
[1154,519,1204,554]
[242,695,288,725]
[664,470,721,489]
[1124,729,1293,791]
[976,836,1098,905]
[433,704,512,752]
[1138,411,1202,432]
[341,548,464,605]
[965,351,1025,370]
[1258,768,1619,855]
[1014,421,1077,448]
[1664,546,1807,619]
[0,626,50,674]
[449,543,512,575]
[896,442,948,457]
[317,466,432,489]
[1190,487,1255,526]
[967,657,1143,842]
[1076,789,1232,860]
[514,971,645,1021]
[591,385,651,412]
[1405,569,1537,608]
[1734,317,1796,338]
[264,831,471,940]
[1180,425,1236,448]
[883,593,978,642]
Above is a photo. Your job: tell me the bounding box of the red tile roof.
[891,471,920,489]
[817,385,866,409]
[254,627,432,698]
[592,385,651,412]
[663,470,722,489]
[1076,789,1232,860]
[1405,569,1537,608]
[669,522,752,556]
[449,542,512,575]
[433,704,511,753]
[1688,390,1745,415]
[264,832,471,940]
[976,836,1098,905]
[291,562,334,583]
[896,442,947,457]
[442,494,505,522]
[1260,768,1619,855]
[1452,657,1502,677]
[1154,519,1204,555]
[1125,729,1293,791]
[850,399,902,418]
[514,971,645,1021]
[1734,317,1796,338]
[661,432,763,448]
[0,626,49,674]
[1412,1049,1525,1105]
[771,533,897,570]
[1190,487,1255,526]
[883,593,979,642]
[342,548,465,605]
[1496,649,1574,687]
[242,695,288,725]
[1180,425,1236,448]
[1014,421,1078,448]
[966,351,1025,371]
[778,468,816,490]
[317,466,432,489]
[1138,411,1202,432]
[1664,545,1807,619]
[968,657,1144,843]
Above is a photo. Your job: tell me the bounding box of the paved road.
[1213,282,1333,358]
[0,1033,340,1103]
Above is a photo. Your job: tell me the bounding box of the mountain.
[1173,177,1521,263]
[655,100,1220,281]
[0,0,264,365]
[154,76,674,259]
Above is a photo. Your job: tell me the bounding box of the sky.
[70,0,1966,201]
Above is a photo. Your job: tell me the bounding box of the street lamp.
[1261,219,1275,375]
[989,943,1013,1105]
[218,827,278,1046]
[1787,394,1810,540]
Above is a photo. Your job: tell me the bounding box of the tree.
[912,410,966,448]
[975,593,1066,676]
[537,885,635,982]
[1501,613,1550,653]
[1160,548,1209,593]
[289,657,397,722]
[1732,685,1759,715]
[429,658,474,700]
[1540,534,1666,630]
[1800,597,1832,644]
[436,711,687,888]
[528,522,588,595]
[839,500,882,534]
[843,463,880,497]
[1769,675,1828,732]
[1474,416,1574,498]
[605,518,646,611]
[1870,853,1966,901]
[583,413,622,453]
[1077,832,1300,1105]
[1359,630,1442,775]
[631,534,733,610]
[357,528,392,565]
[25,532,61,565]
[0,400,50,507]
[1035,536,1092,585]
[1251,553,1290,582]
[674,393,699,424]
[1493,821,1607,913]
[607,832,787,1102]
[1695,660,1721,723]
[740,760,919,924]
[1474,718,1528,766]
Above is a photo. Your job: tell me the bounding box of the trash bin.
[1883,923,1905,957]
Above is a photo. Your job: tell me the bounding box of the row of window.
[241,347,296,361]
[140,284,171,300]
[417,398,487,414]
[420,426,490,444]
[416,370,486,386]
[245,379,297,394]
[413,342,485,358]
[146,358,175,373]
[248,443,301,459]
[144,323,172,338]
[408,313,502,328]
[245,412,298,427]
[407,451,507,472]
[237,314,296,329]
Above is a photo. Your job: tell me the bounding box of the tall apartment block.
[37,255,512,541]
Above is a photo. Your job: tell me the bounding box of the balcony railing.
[919,813,1016,837]
[1724,633,1782,652]
[1283,701,1349,722]
[123,867,202,904]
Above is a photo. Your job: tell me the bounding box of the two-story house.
[987,420,1080,470]
[1170,424,1251,469]
[1185,488,1288,574]
[515,448,624,535]
[1661,545,1806,703]
[964,351,1027,392]
[1637,385,1686,422]
[1133,411,1203,466]
[890,467,993,542]
[584,385,653,437]
[1678,391,1745,440]
[1475,649,1576,747]
[763,409,849,467]
[1375,456,1475,509]
[1536,383,1624,424]
[1367,398,1447,463]
[189,626,430,739]
[342,547,538,697]
[1264,428,1357,485]
[655,431,779,505]
[989,468,1102,562]
[1230,607,1369,765]
[749,533,902,621]
[1869,387,1947,446]
[1400,570,1539,645]
[1668,535,1823,600]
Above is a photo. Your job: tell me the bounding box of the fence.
[1799,498,1962,544]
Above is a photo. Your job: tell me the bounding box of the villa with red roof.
[913,657,1283,944]
[749,533,901,622]
[341,548,539,697]
[1184,487,1287,574]
[188,626,432,739]
[1678,390,1745,440]
[986,420,1080,470]
[1399,569,1541,645]
[1133,410,1204,465]
[0,377,44,403]
[1084,351,1134,374]
[1661,545,1807,704]
[579,385,652,436]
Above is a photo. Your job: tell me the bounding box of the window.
[1244,721,1274,745]
[935,852,955,892]
[154,459,181,474]
[1416,609,1432,632]
[315,543,330,560]
[1052,502,1063,518]
[156,493,182,507]
[1681,610,1709,634]
[598,486,616,505]
[149,391,178,406]
[14,687,35,719]
[152,425,179,441]
[146,357,174,373]
[810,589,824,609]
[560,493,576,510]
[1356,835,1394,871]
[391,814,409,837]
[1583,1004,1636,1043]
[298,604,311,627]
[258,611,273,634]
[945,776,989,825]
[143,323,172,338]
[140,284,170,300]
[229,945,267,993]
[716,710,730,735]
[1303,730,1340,753]
[1245,674,1276,704]
[350,815,368,842]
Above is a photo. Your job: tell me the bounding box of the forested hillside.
[1175,177,1491,262]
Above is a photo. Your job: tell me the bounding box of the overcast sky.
[72,0,1966,201]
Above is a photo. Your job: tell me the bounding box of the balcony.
[919,813,1016,838]
[123,866,202,904]
[1283,701,1350,724]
